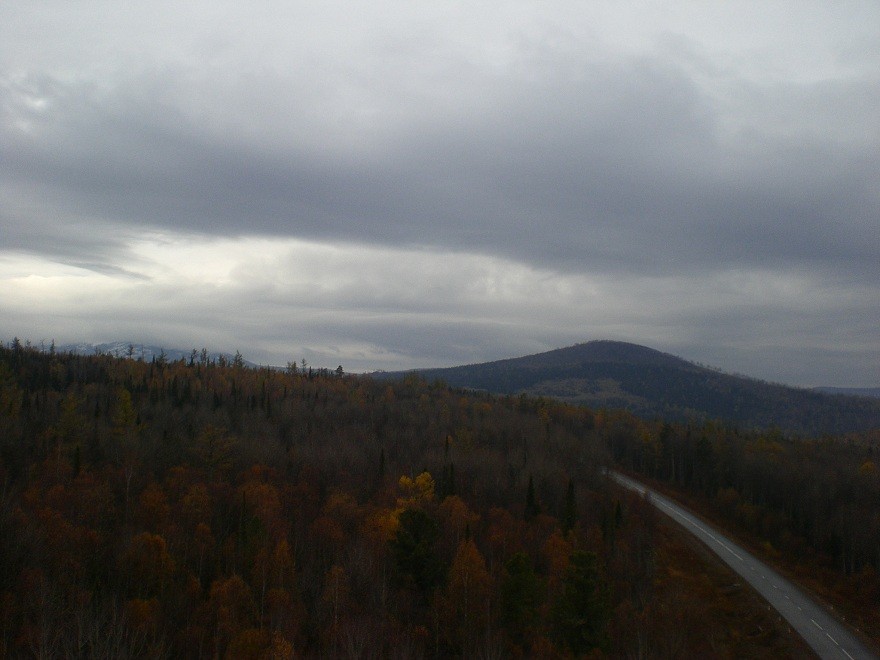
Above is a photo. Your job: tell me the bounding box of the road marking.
[842,648,856,660]
[716,540,744,560]
[826,633,838,645]
[654,499,748,561]
[811,619,823,631]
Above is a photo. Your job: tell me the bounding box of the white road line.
[826,633,839,645]
[842,648,856,660]
[811,619,824,630]
[717,541,744,560]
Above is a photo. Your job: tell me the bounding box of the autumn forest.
[0,342,877,657]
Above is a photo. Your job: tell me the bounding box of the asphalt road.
[610,471,877,660]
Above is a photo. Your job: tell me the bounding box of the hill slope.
[392,341,880,436]
[813,386,880,399]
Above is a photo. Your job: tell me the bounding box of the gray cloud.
[5,55,876,280]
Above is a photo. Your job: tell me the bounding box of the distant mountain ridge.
[812,386,880,399]
[54,341,258,368]
[388,340,880,436]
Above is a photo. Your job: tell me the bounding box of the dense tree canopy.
[0,341,858,656]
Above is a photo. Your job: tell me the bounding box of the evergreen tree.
[390,509,445,594]
[500,552,543,648]
[562,478,576,535]
[552,550,610,654]
[525,474,540,519]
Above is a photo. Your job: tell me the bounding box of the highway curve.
[610,471,877,660]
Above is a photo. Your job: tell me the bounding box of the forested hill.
[386,340,880,436]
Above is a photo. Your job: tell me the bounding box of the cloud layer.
[2,1,878,385]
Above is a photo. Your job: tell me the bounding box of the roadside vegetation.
[608,413,880,647]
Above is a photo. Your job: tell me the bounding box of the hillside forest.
[0,341,876,657]
[400,341,880,436]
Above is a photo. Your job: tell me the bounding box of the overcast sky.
[2,2,878,386]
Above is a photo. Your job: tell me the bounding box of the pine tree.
[525,474,540,519]
[552,550,610,654]
[562,478,576,535]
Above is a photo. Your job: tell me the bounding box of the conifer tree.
[562,478,576,535]
[525,474,541,519]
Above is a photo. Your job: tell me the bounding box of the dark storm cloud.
[4,55,876,280]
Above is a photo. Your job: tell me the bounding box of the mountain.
[54,341,258,367]
[386,340,880,436]
[813,387,880,399]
